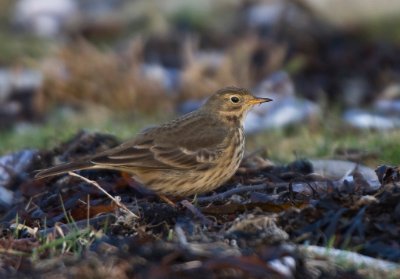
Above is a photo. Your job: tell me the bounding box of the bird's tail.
[34,161,94,179]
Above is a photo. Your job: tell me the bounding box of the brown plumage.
[35,87,272,196]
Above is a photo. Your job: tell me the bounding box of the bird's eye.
[230,96,240,103]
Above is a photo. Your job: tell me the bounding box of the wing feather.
[90,114,231,170]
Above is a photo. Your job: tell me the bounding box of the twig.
[180,200,213,226]
[68,172,139,218]
[0,248,30,257]
[196,183,289,204]
[299,244,400,271]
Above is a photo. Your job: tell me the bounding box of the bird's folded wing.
[91,118,230,170]
[90,139,226,170]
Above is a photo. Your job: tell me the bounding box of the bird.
[35,86,272,196]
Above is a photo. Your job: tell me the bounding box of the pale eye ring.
[230,96,240,103]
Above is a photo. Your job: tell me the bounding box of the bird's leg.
[157,194,177,207]
[120,171,179,206]
[120,172,154,195]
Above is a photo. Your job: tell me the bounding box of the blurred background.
[2,0,400,165]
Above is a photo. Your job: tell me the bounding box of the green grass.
[8,195,103,261]
[0,30,49,64]
[248,124,400,167]
[0,108,166,154]
[2,108,400,167]
[31,228,97,260]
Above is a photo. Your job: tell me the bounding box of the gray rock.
[245,71,320,133]
[343,109,400,130]
[0,149,39,189]
[13,0,78,37]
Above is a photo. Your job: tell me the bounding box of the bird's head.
[202,86,272,123]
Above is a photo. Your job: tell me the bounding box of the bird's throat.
[219,110,245,127]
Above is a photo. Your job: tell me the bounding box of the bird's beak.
[247,97,273,105]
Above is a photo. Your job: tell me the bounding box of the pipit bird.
[35,87,272,196]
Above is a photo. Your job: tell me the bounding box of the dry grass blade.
[68,172,139,218]
[0,247,30,256]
